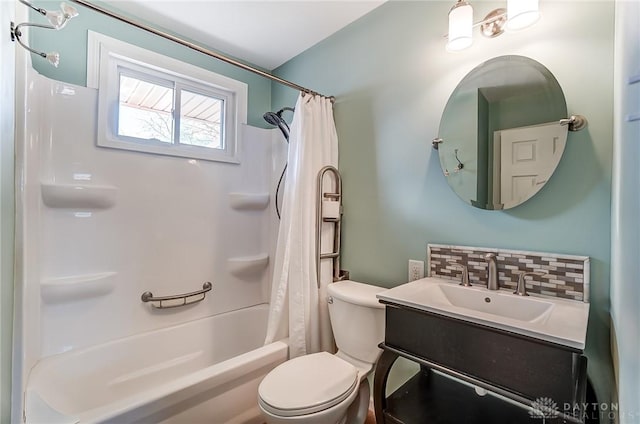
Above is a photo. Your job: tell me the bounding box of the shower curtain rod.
[68,0,334,100]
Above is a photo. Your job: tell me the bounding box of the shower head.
[264,106,294,220]
[263,110,291,141]
[263,106,295,126]
[263,111,283,127]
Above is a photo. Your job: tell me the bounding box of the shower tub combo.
[14,57,288,423]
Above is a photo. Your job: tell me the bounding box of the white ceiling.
[109,1,386,70]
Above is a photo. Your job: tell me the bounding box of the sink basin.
[438,283,553,322]
[377,277,589,349]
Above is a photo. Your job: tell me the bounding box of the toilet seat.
[258,352,358,417]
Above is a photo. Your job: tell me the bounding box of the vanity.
[373,275,591,423]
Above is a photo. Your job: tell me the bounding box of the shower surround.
[13,61,287,423]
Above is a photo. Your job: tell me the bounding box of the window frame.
[88,31,247,163]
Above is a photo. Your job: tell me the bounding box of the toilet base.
[344,381,370,424]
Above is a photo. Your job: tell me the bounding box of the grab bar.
[316,166,348,288]
[141,282,212,309]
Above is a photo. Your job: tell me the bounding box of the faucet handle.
[447,261,471,287]
[514,271,545,296]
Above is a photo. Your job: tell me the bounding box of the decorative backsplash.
[427,244,589,302]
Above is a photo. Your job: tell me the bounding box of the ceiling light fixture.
[446,0,541,52]
[10,1,79,68]
[18,0,79,29]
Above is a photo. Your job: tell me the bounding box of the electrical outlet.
[408,260,425,282]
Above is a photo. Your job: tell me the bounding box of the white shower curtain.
[264,93,338,358]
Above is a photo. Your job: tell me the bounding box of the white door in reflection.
[495,122,567,209]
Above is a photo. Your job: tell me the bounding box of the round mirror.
[437,55,568,210]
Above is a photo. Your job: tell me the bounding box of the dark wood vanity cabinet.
[374,303,589,424]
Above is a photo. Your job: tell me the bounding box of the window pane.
[118,74,174,143]
[179,90,223,149]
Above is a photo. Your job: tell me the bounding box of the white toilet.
[258,280,386,424]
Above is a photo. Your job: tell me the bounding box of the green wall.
[273,0,615,405]
[28,1,272,128]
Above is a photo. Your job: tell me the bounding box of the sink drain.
[484,297,491,303]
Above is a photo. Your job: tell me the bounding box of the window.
[116,69,225,149]
[88,32,247,163]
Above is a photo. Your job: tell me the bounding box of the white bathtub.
[24,304,288,424]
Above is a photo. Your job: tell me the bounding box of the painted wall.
[272,0,615,406]
[611,0,640,421]
[27,1,272,128]
[1,2,16,422]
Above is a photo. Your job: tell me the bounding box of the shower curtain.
[264,93,338,358]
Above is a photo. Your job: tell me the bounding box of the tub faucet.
[485,253,498,290]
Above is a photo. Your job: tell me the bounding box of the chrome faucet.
[447,260,471,287]
[514,271,545,296]
[485,253,498,290]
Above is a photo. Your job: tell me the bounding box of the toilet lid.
[258,352,358,417]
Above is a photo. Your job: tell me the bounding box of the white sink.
[377,277,589,350]
[438,283,553,322]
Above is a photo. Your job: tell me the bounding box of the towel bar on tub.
[141,282,212,309]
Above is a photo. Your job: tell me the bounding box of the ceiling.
[109,1,386,70]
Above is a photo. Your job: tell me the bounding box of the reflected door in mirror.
[495,122,567,209]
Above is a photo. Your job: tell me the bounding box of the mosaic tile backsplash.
[428,244,589,302]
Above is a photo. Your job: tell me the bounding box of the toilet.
[258,280,386,424]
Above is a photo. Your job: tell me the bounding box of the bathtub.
[24,304,288,424]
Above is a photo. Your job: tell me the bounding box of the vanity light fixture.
[10,0,79,68]
[446,0,541,51]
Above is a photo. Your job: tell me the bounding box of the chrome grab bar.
[141,282,212,309]
[316,165,347,288]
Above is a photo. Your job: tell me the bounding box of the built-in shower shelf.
[228,254,269,277]
[41,183,117,209]
[229,193,269,210]
[41,272,116,303]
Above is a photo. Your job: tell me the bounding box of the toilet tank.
[327,281,386,365]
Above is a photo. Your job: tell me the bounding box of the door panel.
[498,123,566,209]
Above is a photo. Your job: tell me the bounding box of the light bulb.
[46,52,60,67]
[45,2,79,29]
[60,2,79,19]
[45,9,65,28]
[446,0,473,52]
[506,0,541,31]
